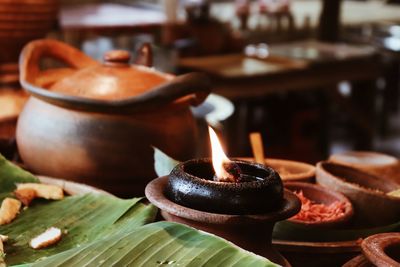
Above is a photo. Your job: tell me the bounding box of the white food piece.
[30,227,62,249]
[0,198,21,225]
[0,235,8,243]
[17,183,64,200]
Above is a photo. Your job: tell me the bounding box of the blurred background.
[1,0,400,164]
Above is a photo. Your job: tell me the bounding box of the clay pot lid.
[49,49,172,101]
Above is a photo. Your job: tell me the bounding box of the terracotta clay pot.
[316,162,400,227]
[146,176,301,267]
[329,151,400,184]
[17,39,211,197]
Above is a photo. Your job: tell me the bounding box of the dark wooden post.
[318,0,342,42]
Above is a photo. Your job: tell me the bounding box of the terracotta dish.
[285,182,353,228]
[329,151,400,184]
[361,233,400,267]
[343,255,373,267]
[241,157,315,182]
[316,161,400,227]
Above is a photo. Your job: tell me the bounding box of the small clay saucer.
[329,151,400,184]
[343,255,373,267]
[285,182,353,228]
[241,157,315,183]
[316,161,400,227]
[361,233,400,266]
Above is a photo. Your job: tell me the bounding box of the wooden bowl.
[316,161,400,227]
[329,151,400,184]
[285,182,353,228]
[361,233,400,266]
[241,158,315,183]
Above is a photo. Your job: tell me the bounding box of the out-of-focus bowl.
[285,181,353,228]
[241,158,315,183]
[316,161,400,227]
[329,151,400,184]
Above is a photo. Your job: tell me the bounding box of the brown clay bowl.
[329,151,400,184]
[343,255,373,267]
[241,157,315,183]
[316,161,400,227]
[361,233,400,266]
[284,182,353,228]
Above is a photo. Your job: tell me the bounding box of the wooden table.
[178,40,380,159]
[179,40,379,99]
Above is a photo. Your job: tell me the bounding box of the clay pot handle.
[19,39,97,85]
[134,43,153,67]
[119,72,211,112]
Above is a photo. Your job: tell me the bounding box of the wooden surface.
[179,41,379,99]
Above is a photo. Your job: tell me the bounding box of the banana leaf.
[22,222,277,267]
[0,195,157,265]
[0,154,38,199]
[153,147,180,177]
[0,154,277,267]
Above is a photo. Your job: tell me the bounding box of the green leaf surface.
[0,155,277,267]
[153,147,180,177]
[0,154,38,195]
[24,222,277,267]
[0,194,155,265]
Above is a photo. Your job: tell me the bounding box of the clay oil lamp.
[248,132,316,183]
[146,127,301,266]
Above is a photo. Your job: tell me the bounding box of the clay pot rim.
[240,157,315,181]
[329,151,398,167]
[284,181,354,227]
[361,233,400,266]
[172,158,279,188]
[316,161,400,200]
[145,176,301,225]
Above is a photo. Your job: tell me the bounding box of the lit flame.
[208,126,232,181]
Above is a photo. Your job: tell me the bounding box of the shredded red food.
[291,190,347,222]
